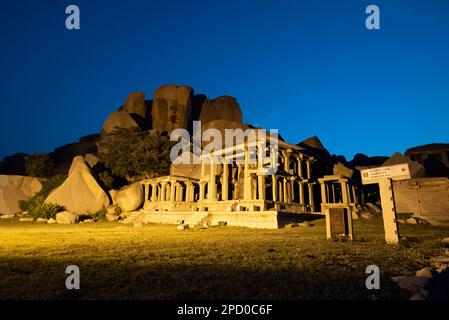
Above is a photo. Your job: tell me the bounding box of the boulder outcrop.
[45,156,110,214]
[199,96,243,124]
[113,182,144,212]
[102,111,141,135]
[383,152,426,178]
[123,92,147,119]
[0,175,43,215]
[151,85,193,133]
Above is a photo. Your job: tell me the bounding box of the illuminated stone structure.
[140,138,320,228]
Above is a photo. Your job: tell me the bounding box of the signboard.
[361,164,411,185]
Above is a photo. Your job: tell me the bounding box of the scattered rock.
[113,182,144,212]
[333,162,354,179]
[177,224,189,230]
[352,211,359,220]
[409,290,428,300]
[285,223,299,228]
[45,156,110,214]
[19,217,33,222]
[0,214,15,219]
[391,276,428,291]
[106,204,121,216]
[106,213,119,222]
[47,218,57,224]
[366,203,382,215]
[84,153,99,168]
[398,219,406,224]
[361,211,375,220]
[407,217,418,225]
[80,219,95,224]
[442,237,449,244]
[56,211,79,224]
[36,218,48,223]
[416,267,433,279]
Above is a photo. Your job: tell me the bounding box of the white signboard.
[361,163,411,185]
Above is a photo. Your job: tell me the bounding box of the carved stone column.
[222,161,229,201]
[151,183,157,202]
[258,174,265,200]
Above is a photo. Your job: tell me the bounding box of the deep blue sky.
[1,0,448,161]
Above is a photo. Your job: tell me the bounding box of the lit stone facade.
[141,139,320,228]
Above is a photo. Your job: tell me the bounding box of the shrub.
[90,206,107,221]
[19,175,67,220]
[25,153,55,178]
[91,162,128,190]
[98,127,174,181]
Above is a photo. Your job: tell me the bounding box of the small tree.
[98,127,174,182]
[25,153,54,178]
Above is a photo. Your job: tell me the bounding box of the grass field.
[0,217,448,300]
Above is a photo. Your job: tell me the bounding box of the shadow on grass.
[0,256,405,300]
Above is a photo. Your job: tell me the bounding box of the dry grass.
[0,217,448,300]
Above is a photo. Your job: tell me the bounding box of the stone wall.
[394,178,449,226]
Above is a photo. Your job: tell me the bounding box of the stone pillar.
[299,182,304,205]
[201,159,206,178]
[151,183,157,202]
[283,151,290,173]
[199,182,205,201]
[179,185,184,202]
[341,180,349,204]
[306,159,312,179]
[278,180,283,203]
[320,182,327,204]
[290,178,296,202]
[209,160,217,200]
[272,176,277,201]
[161,182,166,202]
[352,185,357,204]
[331,183,332,203]
[308,183,315,211]
[258,175,265,200]
[283,178,288,203]
[243,146,252,200]
[170,181,176,202]
[185,183,191,202]
[298,156,303,178]
[143,183,149,202]
[222,161,229,201]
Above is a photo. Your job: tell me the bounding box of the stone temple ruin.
[140,138,324,229]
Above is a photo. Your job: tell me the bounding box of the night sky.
[1,0,448,161]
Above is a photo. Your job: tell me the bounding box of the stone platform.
[138,210,323,229]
